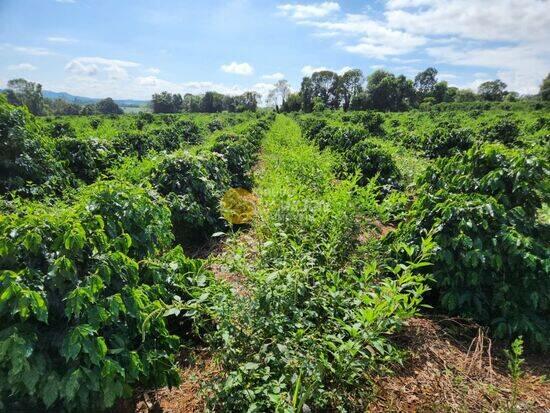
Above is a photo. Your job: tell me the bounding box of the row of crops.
[0,94,275,410]
[1,93,548,411]
[296,108,549,350]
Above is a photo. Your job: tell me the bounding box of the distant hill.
[41,90,149,107]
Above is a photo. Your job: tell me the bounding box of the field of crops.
[1,94,549,411]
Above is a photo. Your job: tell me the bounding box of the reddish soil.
[369,318,550,413]
[134,351,218,413]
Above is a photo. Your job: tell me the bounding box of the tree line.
[274,68,550,113]
[150,90,260,113]
[2,78,124,116]
[3,70,549,116]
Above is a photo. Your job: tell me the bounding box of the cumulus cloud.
[277,2,340,20]
[221,61,254,75]
[147,67,161,74]
[301,65,352,76]
[65,57,140,80]
[262,72,285,81]
[303,14,427,58]
[7,63,37,71]
[385,0,550,44]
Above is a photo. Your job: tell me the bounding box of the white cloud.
[385,0,550,44]
[220,61,254,75]
[427,45,547,94]
[300,14,427,58]
[65,57,140,80]
[262,72,285,81]
[7,63,37,71]
[47,36,77,43]
[147,67,161,74]
[277,2,340,20]
[278,0,550,93]
[301,65,352,76]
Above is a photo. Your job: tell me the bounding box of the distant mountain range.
[41,90,150,107]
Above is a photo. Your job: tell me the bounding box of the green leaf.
[41,374,59,408]
[242,362,259,371]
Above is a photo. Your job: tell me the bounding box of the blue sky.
[1,0,548,100]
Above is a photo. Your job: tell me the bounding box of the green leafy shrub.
[135,112,153,131]
[210,118,269,189]
[340,140,402,190]
[89,118,101,130]
[314,125,367,152]
[422,125,474,158]
[153,119,203,151]
[55,137,113,183]
[210,250,433,412]
[393,143,549,349]
[49,121,77,139]
[299,116,328,141]
[480,117,520,145]
[150,151,230,241]
[211,133,257,189]
[0,96,61,195]
[112,132,155,158]
[0,181,214,411]
[342,111,385,135]
[207,118,224,132]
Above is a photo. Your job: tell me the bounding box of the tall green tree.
[182,93,202,112]
[234,92,260,112]
[200,91,224,112]
[281,92,302,112]
[6,78,44,115]
[339,69,364,111]
[414,67,438,96]
[367,70,414,111]
[46,98,82,115]
[96,97,123,115]
[455,89,477,102]
[311,70,340,109]
[432,81,449,103]
[478,80,507,101]
[151,91,182,113]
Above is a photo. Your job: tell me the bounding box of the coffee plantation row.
[296,108,549,349]
[1,93,548,411]
[0,94,274,410]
